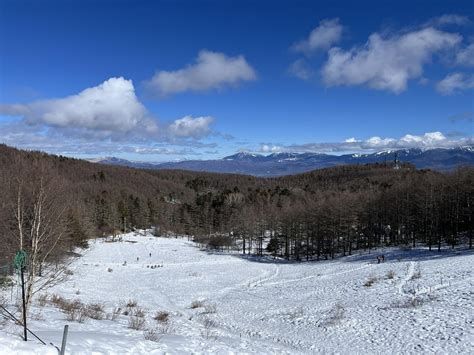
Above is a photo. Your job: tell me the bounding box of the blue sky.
[0,0,473,161]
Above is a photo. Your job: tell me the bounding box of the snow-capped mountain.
[90,147,474,177]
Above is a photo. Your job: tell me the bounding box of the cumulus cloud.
[436,72,474,95]
[288,59,314,80]
[258,132,472,154]
[0,77,157,139]
[144,50,257,96]
[321,27,462,93]
[0,77,221,157]
[166,115,214,139]
[260,144,284,153]
[455,43,474,66]
[292,18,343,54]
[0,77,218,142]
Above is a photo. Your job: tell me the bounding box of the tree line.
[0,144,473,269]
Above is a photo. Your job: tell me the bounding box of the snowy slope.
[1,232,473,354]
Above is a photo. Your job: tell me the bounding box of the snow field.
[1,232,473,354]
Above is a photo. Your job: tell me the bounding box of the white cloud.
[0,77,220,158]
[288,59,314,80]
[260,144,283,153]
[259,132,472,154]
[0,77,218,142]
[321,27,462,93]
[436,72,474,95]
[0,77,158,138]
[427,14,470,27]
[293,18,343,54]
[365,136,397,147]
[399,131,446,144]
[167,115,214,139]
[144,50,257,96]
[456,43,474,66]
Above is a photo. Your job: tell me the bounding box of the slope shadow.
[200,245,474,265]
[340,246,474,264]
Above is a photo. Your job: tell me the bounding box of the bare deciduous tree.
[12,168,70,317]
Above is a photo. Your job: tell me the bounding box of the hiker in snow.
[377,256,381,264]
[149,252,151,258]
[381,254,385,263]
[137,257,139,262]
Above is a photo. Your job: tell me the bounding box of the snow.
[1,232,473,354]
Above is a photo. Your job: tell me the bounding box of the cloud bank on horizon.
[260,132,474,154]
[0,12,472,159]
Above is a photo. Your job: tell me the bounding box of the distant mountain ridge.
[90,146,474,177]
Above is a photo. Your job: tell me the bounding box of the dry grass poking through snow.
[128,315,146,330]
[321,303,346,327]
[143,328,161,342]
[364,276,378,287]
[109,306,122,320]
[190,300,205,309]
[201,317,217,339]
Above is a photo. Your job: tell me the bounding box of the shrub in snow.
[327,303,345,326]
[0,276,13,289]
[143,328,161,342]
[318,303,345,328]
[110,306,122,321]
[203,303,217,314]
[84,303,105,320]
[107,268,113,272]
[128,315,146,330]
[207,235,233,250]
[133,307,146,318]
[201,317,217,339]
[364,276,378,287]
[153,311,169,323]
[63,302,87,323]
[52,295,83,315]
[126,299,138,308]
[190,300,205,309]
[36,294,49,307]
[32,309,44,321]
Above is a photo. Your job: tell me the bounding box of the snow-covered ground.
[1,232,473,354]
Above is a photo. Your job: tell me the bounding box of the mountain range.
[90,146,474,177]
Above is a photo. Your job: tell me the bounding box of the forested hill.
[1,144,473,265]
